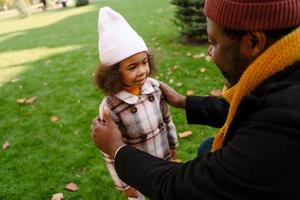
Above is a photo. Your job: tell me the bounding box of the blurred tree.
[171,0,207,44]
[75,0,88,7]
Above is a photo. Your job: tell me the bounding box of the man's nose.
[207,45,212,57]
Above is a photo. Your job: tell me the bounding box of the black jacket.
[115,61,300,200]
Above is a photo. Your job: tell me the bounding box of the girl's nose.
[138,65,146,75]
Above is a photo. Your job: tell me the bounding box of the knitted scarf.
[211,26,300,152]
[124,86,140,96]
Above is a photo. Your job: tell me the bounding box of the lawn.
[0,0,223,199]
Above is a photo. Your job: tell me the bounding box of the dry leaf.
[186,90,195,96]
[51,115,59,123]
[65,182,78,192]
[200,67,208,73]
[210,89,222,97]
[172,158,183,163]
[176,82,182,87]
[179,131,192,138]
[151,37,157,41]
[186,52,192,57]
[205,55,212,62]
[45,59,52,65]
[172,65,179,71]
[192,53,205,60]
[25,96,37,105]
[9,78,20,83]
[51,193,64,200]
[17,98,27,104]
[3,142,10,150]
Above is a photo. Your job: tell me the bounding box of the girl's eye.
[143,59,148,64]
[128,65,136,71]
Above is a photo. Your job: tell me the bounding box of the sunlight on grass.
[0,64,29,84]
[0,31,26,43]
[0,45,83,83]
[0,6,97,35]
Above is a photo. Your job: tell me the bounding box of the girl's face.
[119,52,150,88]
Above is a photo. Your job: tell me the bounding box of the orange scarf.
[124,86,140,96]
[211,26,300,152]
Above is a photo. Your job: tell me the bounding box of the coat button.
[158,123,164,129]
[130,106,137,113]
[148,94,155,102]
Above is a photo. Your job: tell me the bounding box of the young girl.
[95,7,178,200]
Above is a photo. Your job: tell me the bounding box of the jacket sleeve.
[99,100,128,190]
[115,104,300,199]
[160,96,178,149]
[186,96,229,128]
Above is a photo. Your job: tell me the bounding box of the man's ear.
[240,31,266,60]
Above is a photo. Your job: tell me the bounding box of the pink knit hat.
[204,0,300,31]
[98,7,147,66]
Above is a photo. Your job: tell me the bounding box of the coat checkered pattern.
[99,78,178,190]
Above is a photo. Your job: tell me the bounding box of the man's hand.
[159,82,186,109]
[123,187,139,198]
[91,108,125,157]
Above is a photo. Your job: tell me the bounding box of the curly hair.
[94,51,156,95]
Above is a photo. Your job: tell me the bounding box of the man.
[92,0,300,199]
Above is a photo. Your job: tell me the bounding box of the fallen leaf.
[176,82,182,87]
[9,78,20,83]
[172,158,183,163]
[17,98,27,104]
[192,53,205,60]
[45,59,52,65]
[151,37,157,41]
[169,79,174,84]
[172,65,179,71]
[200,67,208,73]
[205,55,212,62]
[186,90,195,96]
[210,89,222,97]
[3,142,10,150]
[51,115,59,123]
[51,193,64,200]
[25,96,37,105]
[186,52,192,57]
[179,131,192,138]
[65,182,78,192]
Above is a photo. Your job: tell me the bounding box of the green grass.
[0,0,223,199]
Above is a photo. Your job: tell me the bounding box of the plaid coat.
[99,78,178,190]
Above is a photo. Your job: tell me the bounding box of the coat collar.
[115,78,159,104]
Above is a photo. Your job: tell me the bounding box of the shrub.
[171,0,207,44]
[75,0,88,7]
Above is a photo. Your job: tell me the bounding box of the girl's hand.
[123,187,139,198]
[170,149,176,160]
[159,82,186,109]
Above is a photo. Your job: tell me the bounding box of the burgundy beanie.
[204,0,300,31]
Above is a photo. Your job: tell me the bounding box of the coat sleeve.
[99,100,128,190]
[186,96,229,128]
[115,105,300,199]
[160,95,178,149]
